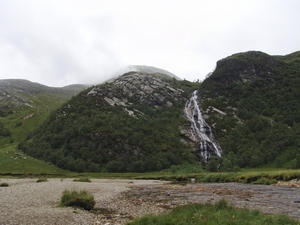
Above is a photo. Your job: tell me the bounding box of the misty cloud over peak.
[1,0,300,87]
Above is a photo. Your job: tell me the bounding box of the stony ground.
[0,178,299,225]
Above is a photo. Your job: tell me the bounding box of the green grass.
[127,199,299,225]
[60,189,95,210]
[1,143,299,184]
[0,92,69,145]
[0,143,69,176]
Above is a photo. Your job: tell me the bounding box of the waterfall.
[184,90,222,161]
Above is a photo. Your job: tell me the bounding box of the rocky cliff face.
[86,72,184,108]
[205,51,285,86]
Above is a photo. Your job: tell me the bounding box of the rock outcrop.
[204,51,285,86]
[87,72,184,108]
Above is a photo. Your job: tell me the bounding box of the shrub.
[60,190,95,211]
[252,177,278,185]
[206,159,218,172]
[232,166,241,172]
[0,183,9,187]
[36,178,48,183]
[73,177,91,182]
[170,165,177,174]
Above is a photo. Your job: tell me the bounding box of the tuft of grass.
[0,182,9,187]
[36,177,48,183]
[127,199,299,225]
[73,177,91,182]
[198,173,236,183]
[252,177,278,185]
[60,189,95,211]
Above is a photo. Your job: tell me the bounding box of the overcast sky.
[1,0,299,87]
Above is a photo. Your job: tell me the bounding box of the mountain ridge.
[0,79,88,144]
[2,50,300,172]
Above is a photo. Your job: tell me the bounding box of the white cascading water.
[184,90,222,161]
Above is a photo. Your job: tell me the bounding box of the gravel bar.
[1,178,299,224]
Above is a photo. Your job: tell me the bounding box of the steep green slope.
[0,79,87,145]
[200,51,300,170]
[19,73,199,172]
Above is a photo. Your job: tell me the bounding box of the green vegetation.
[36,177,48,182]
[0,182,9,187]
[0,144,68,176]
[60,189,95,210]
[0,92,71,146]
[73,177,91,182]
[0,79,86,146]
[201,50,300,170]
[0,142,299,184]
[127,199,299,225]
[3,51,300,174]
[195,169,300,184]
[18,78,200,173]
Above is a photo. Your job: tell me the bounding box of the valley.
[1,51,300,224]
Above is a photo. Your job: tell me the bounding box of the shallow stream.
[123,182,300,220]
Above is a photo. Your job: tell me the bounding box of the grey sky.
[1,0,300,87]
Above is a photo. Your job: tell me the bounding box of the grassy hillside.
[0,92,70,145]
[0,79,88,174]
[0,144,67,175]
[0,79,87,145]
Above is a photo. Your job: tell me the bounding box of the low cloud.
[1,0,300,86]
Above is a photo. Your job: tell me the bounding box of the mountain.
[127,65,182,80]
[110,65,182,82]
[17,50,300,172]
[200,50,300,170]
[18,72,203,172]
[0,79,88,144]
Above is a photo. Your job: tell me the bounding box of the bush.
[232,166,241,172]
[0,183,9,187]
[73,177,91,182]
[252,177,278,185]
[170,165,177,174]
[60,190,95,211]
[36,178,48,183]
[206,159,218,172]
